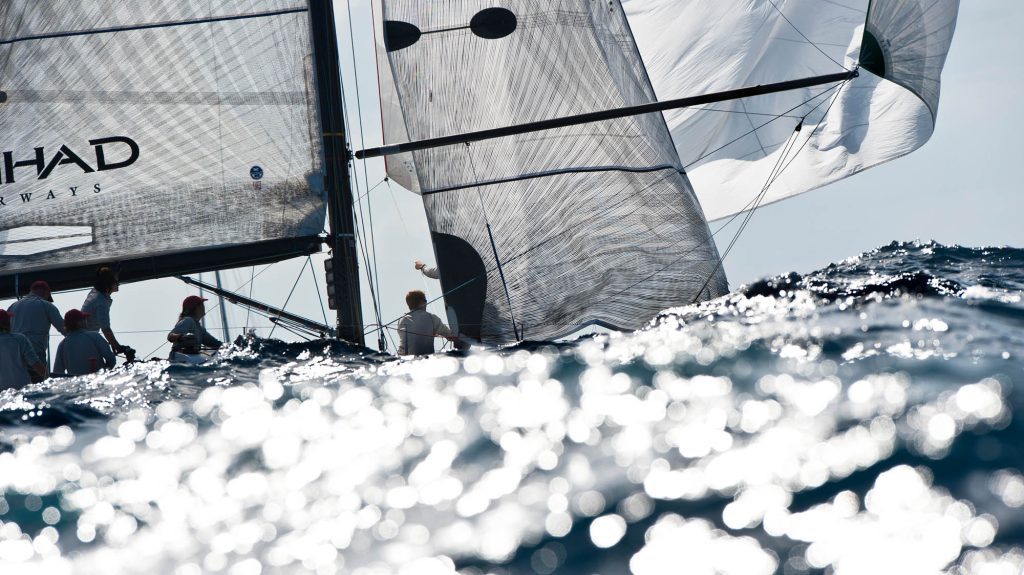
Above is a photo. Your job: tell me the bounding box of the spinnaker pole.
[356,70,858,159]
[309,0,365,346]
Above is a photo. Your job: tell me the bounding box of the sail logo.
[0,136,139,186]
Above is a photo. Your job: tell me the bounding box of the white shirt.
[82,289,113,331]
[397,308,452,355]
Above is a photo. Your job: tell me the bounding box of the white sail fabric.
[622,0,960,220]
[374,0,727,344]
[0,1,326,275]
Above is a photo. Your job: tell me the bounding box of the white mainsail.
[623,0,960,220]
[0,1,327,288]
[374,0,728,345]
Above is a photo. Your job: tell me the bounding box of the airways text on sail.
[0,183,103,206]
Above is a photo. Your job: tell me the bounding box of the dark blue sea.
[2,241,1023,574]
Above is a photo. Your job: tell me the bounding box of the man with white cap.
[167,295,223,362]
[0,309,47,390]
[52,309,116,376]
[8,280,65,370]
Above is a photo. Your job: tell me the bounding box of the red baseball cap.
[0,309,12,329]
[30,280,53,302]
[63,309,90,328]
[182,295,208,313]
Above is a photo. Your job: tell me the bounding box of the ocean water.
[2,240,1023,575]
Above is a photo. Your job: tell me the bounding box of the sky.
[2,1,1021,364]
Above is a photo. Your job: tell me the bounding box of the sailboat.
[0,0,960,353]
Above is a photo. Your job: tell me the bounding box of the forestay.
[623,0,960,220]
[0,1,327,293]
[374,0,727,344]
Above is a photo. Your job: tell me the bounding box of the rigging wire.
[343,0,387,351]
[337,42,386,351]
[309,255,331,331]
[344,0,384,290]
[384,179,430,293]
[691,77,853,300]
[142,264,280,360]
[268,257,310,340]
[766,0,849,71]
[682,82,843,170]
[354,177,389,203]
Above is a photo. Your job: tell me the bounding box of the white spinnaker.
[622,0,960,220]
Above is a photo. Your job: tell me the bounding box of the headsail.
[0,1,327,295]
[622,0,960,220]
[374,0,728,344]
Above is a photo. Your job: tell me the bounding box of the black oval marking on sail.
[470,8,517,40]
[432,232,486,342]
[0,91,7,103]
[860,30,886,78]
[384,20,421,52]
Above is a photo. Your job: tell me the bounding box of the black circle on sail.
[384,20,422,52]
[859,30,888,79]
[470,8,517,40]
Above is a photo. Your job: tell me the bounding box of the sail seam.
[420,164,681,197]
[0,8,309,46]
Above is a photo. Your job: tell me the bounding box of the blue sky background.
[3,1,1020,361]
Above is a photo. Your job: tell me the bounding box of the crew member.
[52,309,116,376]
[8,280,64,375]
[0,310,46,390]
[82,267,125,354]
[167,295,223,361]
[397,290,457,355]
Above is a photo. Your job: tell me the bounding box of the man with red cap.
[52,309,116,376]
[0,309,47,390]
[167,295,223,362]
[7,280,65,372]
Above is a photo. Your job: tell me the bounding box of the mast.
[309,0,365,346]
